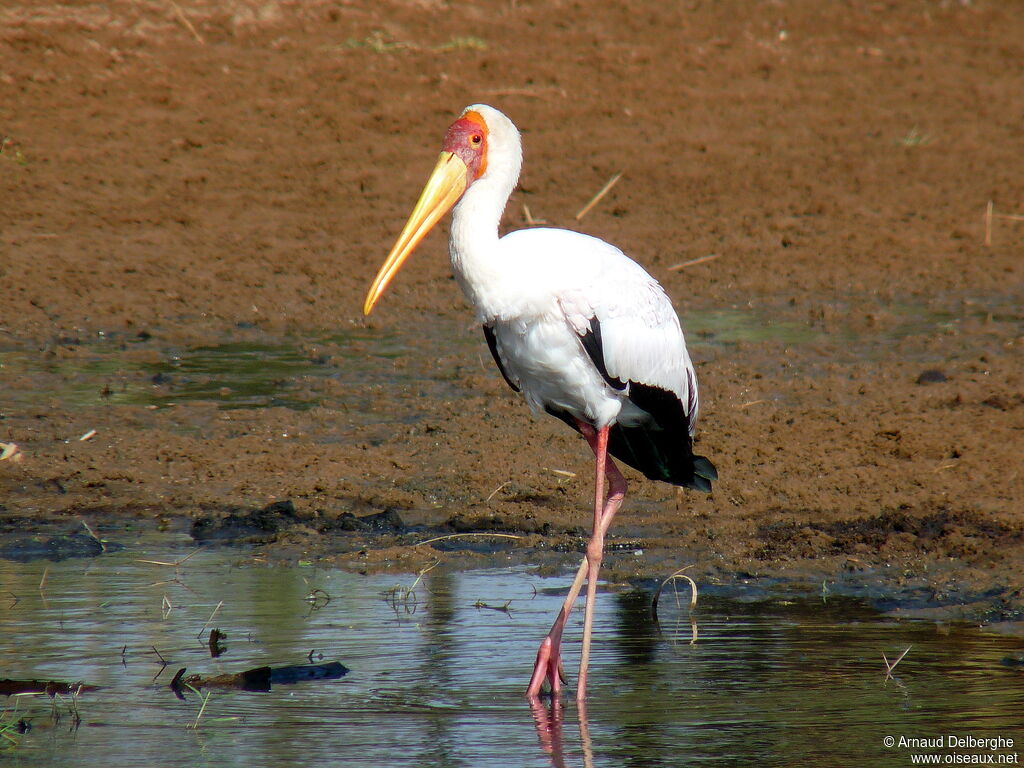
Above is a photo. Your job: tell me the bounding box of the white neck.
[448,163,519,320]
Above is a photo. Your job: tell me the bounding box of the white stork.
[363,105,716,702]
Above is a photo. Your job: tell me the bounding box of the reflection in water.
[419,568,464,767]
[531,696,569,767]
[531,697,595,768]
[612,589,660,667]
[0,542,1021,768]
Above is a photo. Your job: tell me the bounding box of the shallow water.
[0,326,423,411]
[2,293,1020,412]
[1,539,1021,767]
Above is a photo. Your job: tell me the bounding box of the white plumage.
[475,227,699,431]
[363,104,715,702]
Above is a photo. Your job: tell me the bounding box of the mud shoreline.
[2,1,1022,629]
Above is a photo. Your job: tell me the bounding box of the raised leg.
[526,421,627,700]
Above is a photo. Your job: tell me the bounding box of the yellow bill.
[363,151,469,315]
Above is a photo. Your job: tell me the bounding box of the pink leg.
[576,424,612,702]
[526,421,627,700]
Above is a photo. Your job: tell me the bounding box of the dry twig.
[168,0,205,45]
[668,253,721,271]
[575,172,623,221]
[883,645,912,680]
[195,600,224,640]
[383,559,442,613]
[522,203,546,226]
[652,566,699,645]
[136,549,202,567]
[542,468,576,479]
[984,200,1024,247]
[739,400,768,409]
[485,481,511,502]
[414,532,521,547]
[80,519,103,549]
[653,566,698,616]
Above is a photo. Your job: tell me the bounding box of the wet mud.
[1,1,1023,626]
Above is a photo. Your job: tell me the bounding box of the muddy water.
[0,326,423,412]
[1,540,1021,767]
[3,295,1016,412]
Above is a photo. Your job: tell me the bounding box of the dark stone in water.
[191,500,405,544]
[191,500,302,543]
[444,513,509,533]
[0,532,119,562]
[333,508,405,533]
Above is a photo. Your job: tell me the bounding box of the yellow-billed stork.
[363,105,716,702]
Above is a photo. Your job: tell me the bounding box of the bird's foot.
[526,636,567,698]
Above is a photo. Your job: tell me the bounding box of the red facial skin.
[441,111,488,181]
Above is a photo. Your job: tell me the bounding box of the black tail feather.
[609,422,716,493]
[545,406,716,493]
[690,454,718,493]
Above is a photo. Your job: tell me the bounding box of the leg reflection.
[530,696,566,768]
[577,701,595,768]
[530,697,595,768]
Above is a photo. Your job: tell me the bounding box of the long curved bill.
[363,151,468,315]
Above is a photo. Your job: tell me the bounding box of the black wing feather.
[578,317,626,391]
[483,324,520,393]
[563,317,716,492]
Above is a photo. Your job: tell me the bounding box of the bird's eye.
[470,134,482,145]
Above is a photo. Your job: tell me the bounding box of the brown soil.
[2,1,1022,624]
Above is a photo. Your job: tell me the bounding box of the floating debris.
[208,629,227,658]
[473,599,513,614]
[0,678,101,697]
[171,661,349,695]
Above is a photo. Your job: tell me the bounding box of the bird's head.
[363,104,521,315]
